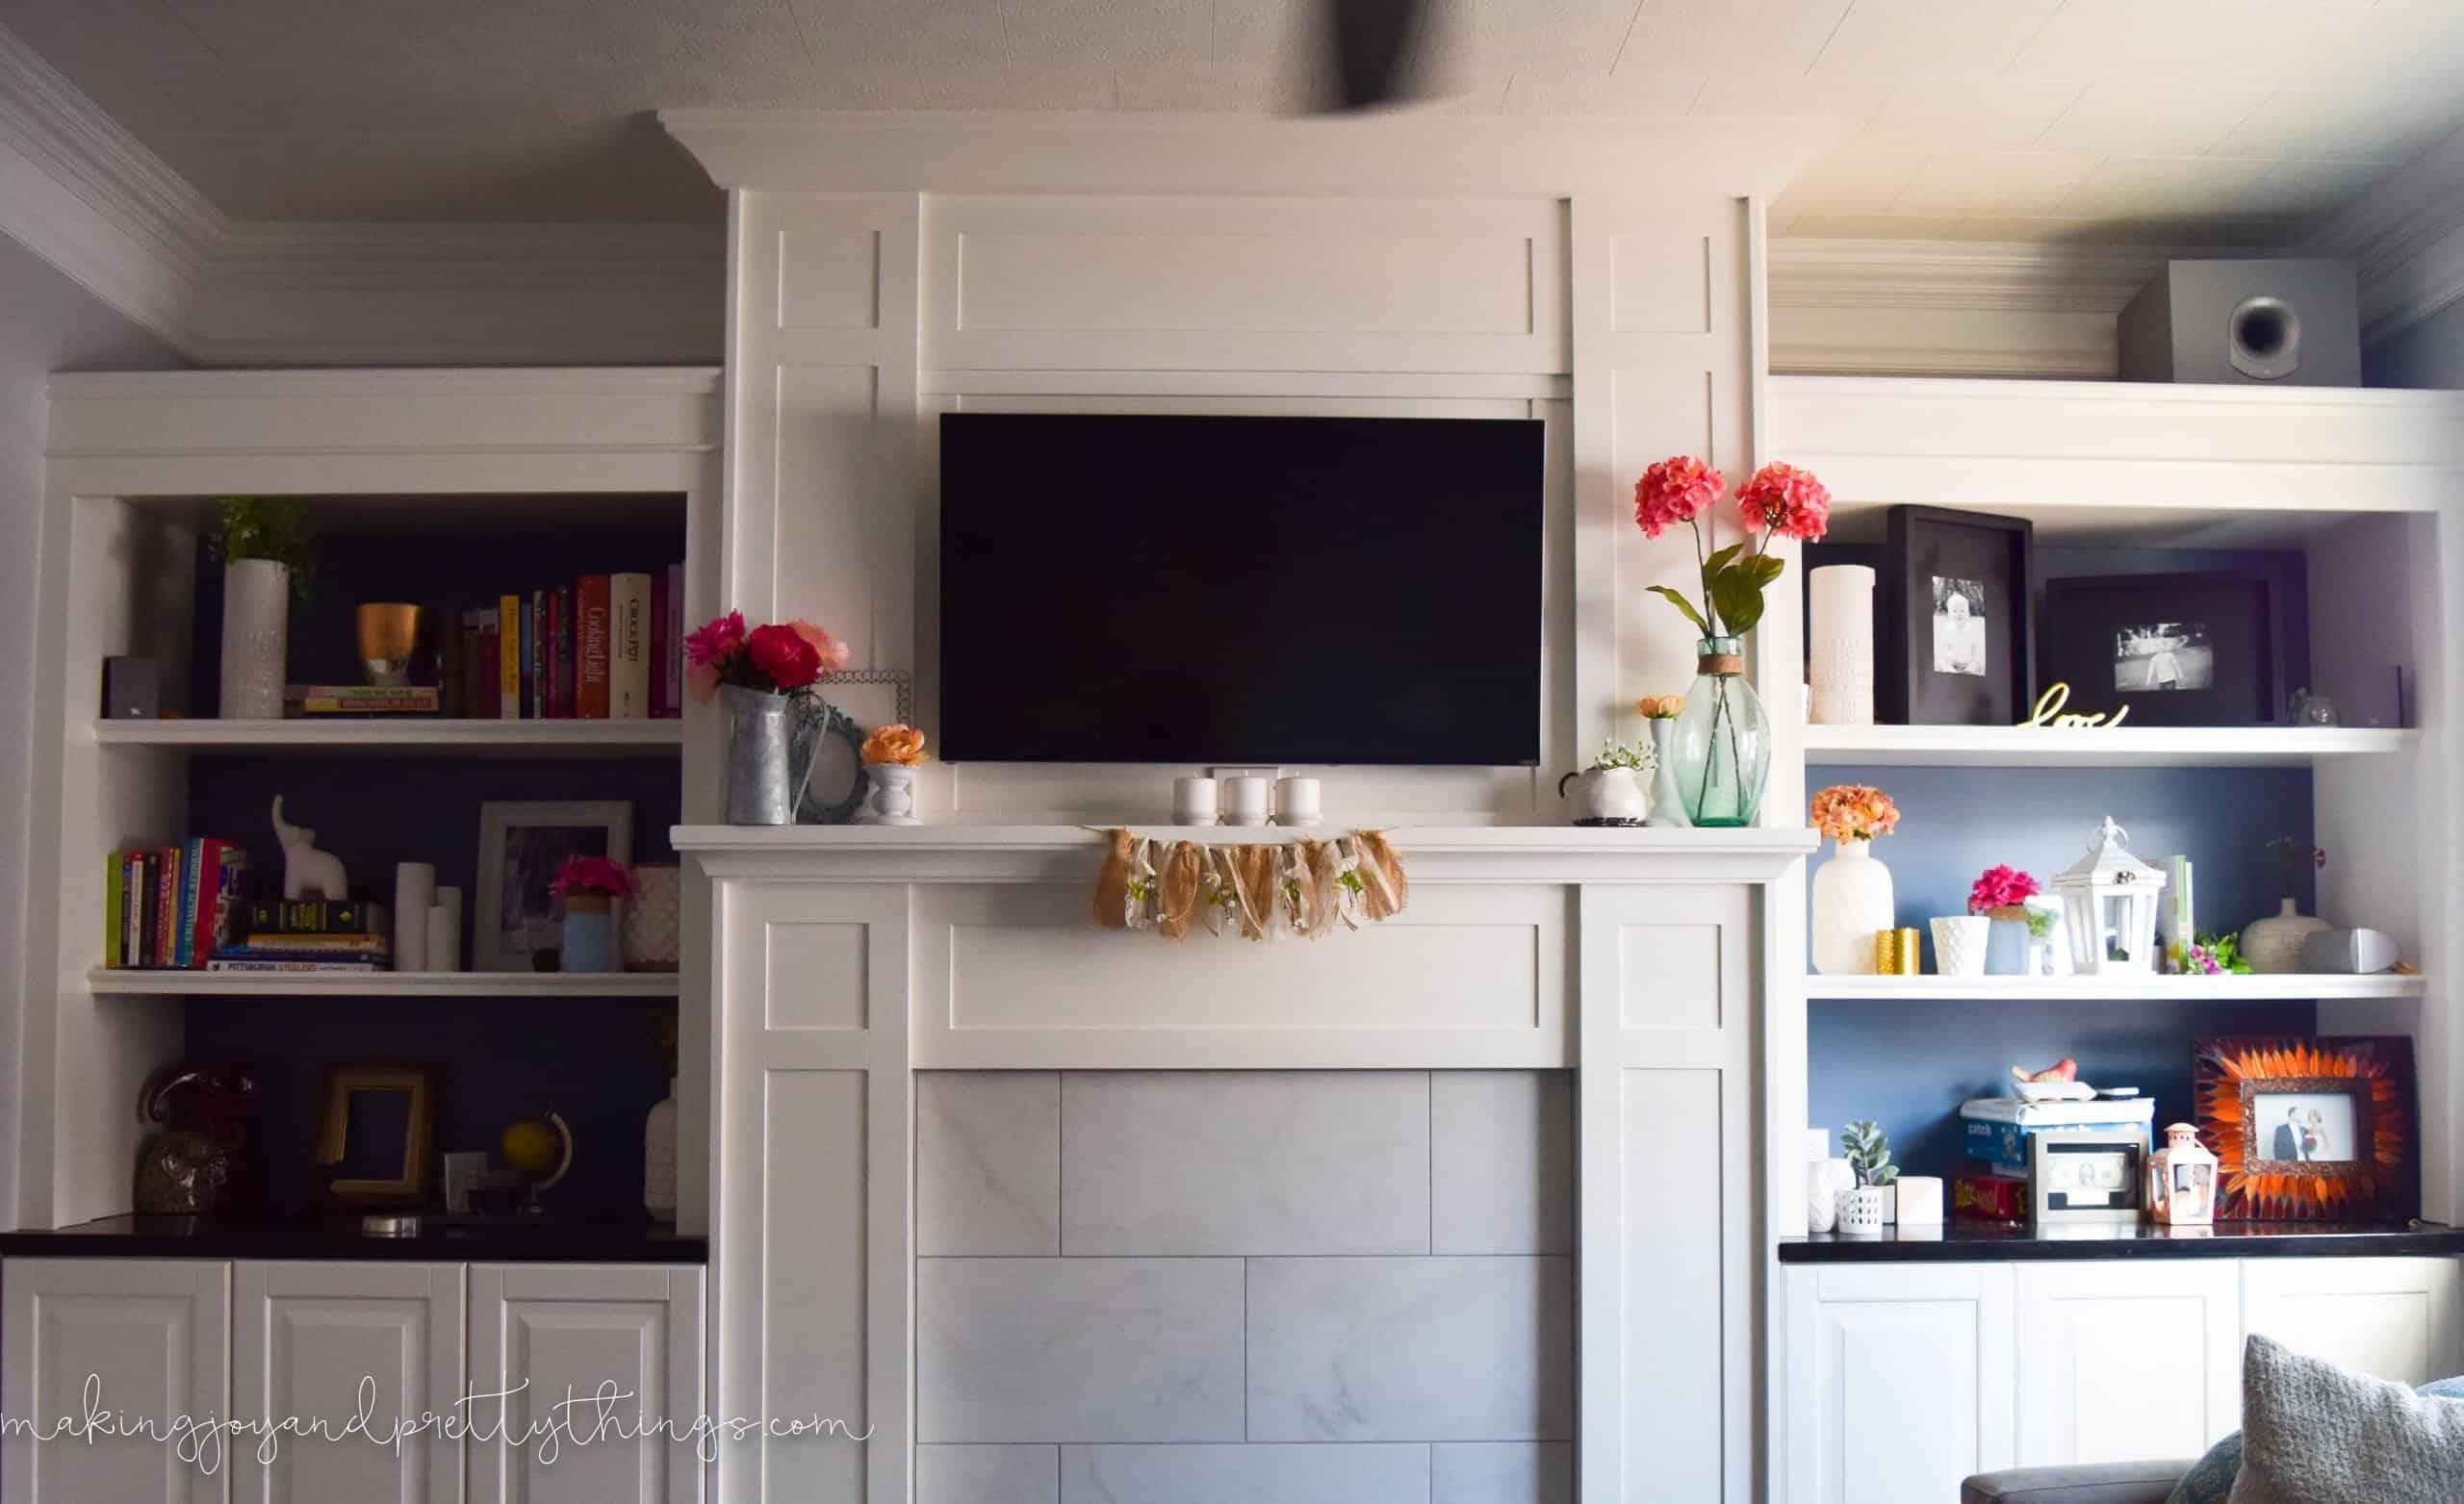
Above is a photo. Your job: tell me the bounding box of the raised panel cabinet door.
[2242,1257,2464,1387]
[232,1261,465,1504]
[1784,1263,2016,1504]
[2014,1262,2240,1466]
[469,1263,706,1504]
[1,1256,232,1504]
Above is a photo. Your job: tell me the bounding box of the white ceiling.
[5,0,2463,240]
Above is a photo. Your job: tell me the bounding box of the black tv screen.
[939,412,1544,765]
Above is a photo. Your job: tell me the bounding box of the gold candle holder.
[355,602,423,687]
[1876,927,1923,975]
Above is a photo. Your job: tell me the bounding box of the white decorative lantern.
[2145,1122,2219,1227]
[2050,817,2168,975]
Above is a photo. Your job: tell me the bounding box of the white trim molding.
[2309,128,2464,345]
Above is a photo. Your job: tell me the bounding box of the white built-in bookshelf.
[91,717,687,756]
[1804,724,2416,769]
[87,968,681,999]
[1803,973,2429,1004]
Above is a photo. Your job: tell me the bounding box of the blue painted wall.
[1805,762,2322,1182]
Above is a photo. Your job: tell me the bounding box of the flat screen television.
[939,412,1544,765]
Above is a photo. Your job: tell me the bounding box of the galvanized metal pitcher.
[723,683,797,826]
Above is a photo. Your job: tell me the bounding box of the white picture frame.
[475,801,632,974]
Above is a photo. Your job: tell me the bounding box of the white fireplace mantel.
[679,819,1812,1504]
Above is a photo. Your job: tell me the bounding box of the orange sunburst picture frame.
[2194,1035,2418,1222]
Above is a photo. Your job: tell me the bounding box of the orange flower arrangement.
[1810,784,1899,844]
[1634,695,1683,720]
[2195,1036,2414,1221]
[860,723,928,765]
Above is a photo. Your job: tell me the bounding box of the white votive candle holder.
[1274,776,1322,828]
[1220,776,1270,827]
[1172,777,1219,826]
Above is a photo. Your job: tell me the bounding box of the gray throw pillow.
[2226,1334,2464,1503]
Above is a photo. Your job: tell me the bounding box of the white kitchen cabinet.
[468,1262,706,1504]
[1,1257,231,1504]
[1783,1262,2015,1504]
[2242,1256,2464,1386]
[2014,1261,2241,1466]
[231,1261,466,1504]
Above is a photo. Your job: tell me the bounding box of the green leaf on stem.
[1645,584,1710,637]
[1709,564,1767,635]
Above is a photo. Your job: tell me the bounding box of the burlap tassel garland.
[1155,840,1204,939]
[1350,830,1409,920]
[1094,828,1408,941]
[1091,828,1135,929]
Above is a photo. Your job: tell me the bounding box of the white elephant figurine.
[271,795,348,902]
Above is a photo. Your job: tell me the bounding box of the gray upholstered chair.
[1959,1460,2194,1503]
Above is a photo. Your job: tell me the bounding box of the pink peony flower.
[685,610,747,668]
[1968,864,2041,915]
[746,623,824,691]
[1634,455,1726,540]
[788,619,852,674]
[550,855,634,899]
[686,662,721,703]
[1735,461,1831,543]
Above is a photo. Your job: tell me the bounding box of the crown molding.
[2307,129,2464,344]
[1766,238,2192,315]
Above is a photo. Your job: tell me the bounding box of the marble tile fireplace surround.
[914,1070,1576,1503]
[679,825,1813,1504]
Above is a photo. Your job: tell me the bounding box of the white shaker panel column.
[710,879,912,1504]
[1578,883,1758,1503]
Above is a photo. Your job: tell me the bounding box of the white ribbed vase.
[1810,837,1894,975]
[1809,564,1877,727]
[1932,915,1991,978]
[218,559,289,719]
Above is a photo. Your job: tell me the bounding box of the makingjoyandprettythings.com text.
[2,1374,871,1474]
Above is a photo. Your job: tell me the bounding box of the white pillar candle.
[1273,776,1322,828]
[1809,564,1877,727]
[1220,776,1270,828]
[425,904,459,973]
[1172,777,1219,826]
[393,861,435,971]
[1895,1175,1945,1227]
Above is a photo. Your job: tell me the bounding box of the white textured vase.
[2242,898,2330,975]
[1807,1157,1854,1233]
[623,863,682,971]
[1808,564,1877,727]
[859,762,921,826]
[1932,915,1991,977]
[1810,837,1894,975]
[644,1079,678,1222]
[1836,1185,1889,1236]
[218,558,289,719]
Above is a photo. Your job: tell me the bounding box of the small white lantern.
[2145,1122,2220,1227]
[2051,816,2169,975]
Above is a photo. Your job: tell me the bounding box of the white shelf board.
[88,969,680,998]
[92,718,684,757]
[1804,973,2426,1004]
[1805,724,2415,769]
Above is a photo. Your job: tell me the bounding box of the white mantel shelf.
[671,823,1820,883]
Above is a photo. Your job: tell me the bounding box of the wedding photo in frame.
[1881,505,2036,726]
[2194,1035,2419,1222]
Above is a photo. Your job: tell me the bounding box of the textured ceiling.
[5,0,2463,239]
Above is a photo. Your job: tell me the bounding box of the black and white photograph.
[2114,622,2215,693]
[2256,1091,2359,1163]
[474,800,632,972]
[1930,575,1988,676]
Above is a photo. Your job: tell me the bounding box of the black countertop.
[0,1214,706,1264]
[1779,1219,2464,1263]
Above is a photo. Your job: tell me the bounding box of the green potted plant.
[1839,1120,1898,1235]
[208,497,313,719]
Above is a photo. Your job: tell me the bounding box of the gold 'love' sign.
[2018,682,2132,729]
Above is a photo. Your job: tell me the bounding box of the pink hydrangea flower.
[1634,455,1726,540]
[1968,864,2041,914]
[1736,461,1831,542]
[685,610,747,668]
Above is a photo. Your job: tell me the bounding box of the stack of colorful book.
[435,564,686,720]
[104,838,251,969]
[207,899,393,974]
[285,684,442,717]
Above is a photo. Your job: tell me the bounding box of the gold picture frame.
[316,1063,439,1205]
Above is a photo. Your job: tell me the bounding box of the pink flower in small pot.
[550,855,634,900]
[1735,461,1831,543]
[1634,454,1726,540]
[1968,864,2040,916]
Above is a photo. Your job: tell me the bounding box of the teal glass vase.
[1673,636,1771,828]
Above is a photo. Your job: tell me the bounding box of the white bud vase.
[1810,836,1894,975]
[2242,898,2329,975]
[218,558,289,719]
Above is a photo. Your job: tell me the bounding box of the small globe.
[501,1119,562,1179]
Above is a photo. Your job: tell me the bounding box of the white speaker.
[2117,259,2360,387]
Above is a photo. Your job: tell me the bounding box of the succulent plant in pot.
[1838,1119,1898,1234]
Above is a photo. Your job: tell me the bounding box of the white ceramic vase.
[623,863,682,971]
[1807,1158,1854,1233]
[1810,837,1894,975]
[644,1079,678,1222]
[1836,1185,1890,1236]
[2242,899,2329,975]
[1808,564,1876,727]
[218,558,289,719]
[1560,765,1646,827]
[859,762,921,826]
[1932,915,1990,977]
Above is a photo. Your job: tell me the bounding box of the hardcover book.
[577,574,611,718]
[610,572,652,718]
[497,594,522,718]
